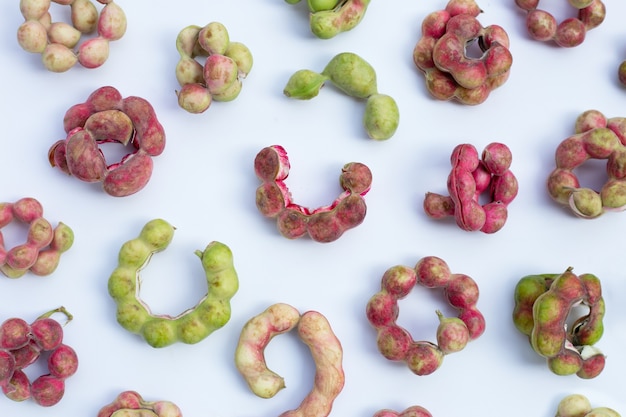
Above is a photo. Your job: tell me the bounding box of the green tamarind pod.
[225,41,254,77]
[322,52,378,99]
[115,299,150,334]
[363,94,399,140]
[108,266,137,301]
[310,0,371,39]
[283,69,329,100]
[512,274,556,336]
[308,0,340,12]
[108,219,238,348]
[141,319,179,349]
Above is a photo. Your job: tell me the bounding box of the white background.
[1,0,626,415]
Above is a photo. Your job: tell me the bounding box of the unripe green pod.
[138,219,175,251]
[569,187,603,218]
[141,319,178,349]
[108,220,238,347]
[225,42,253,78]
[108,266,137,301]
[283,69,329,100]
[322,52,378,98]
[548,349,583,375]
[309,0,370,39]
[211,78,242,102]
[308,0,340,12]
[363,93,399,140]
[582,128,619,159]
[512,274,555,335]
[115,300,150,334]
[176,311,210,345]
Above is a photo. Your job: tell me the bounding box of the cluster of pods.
[0,308,78,407]
[424,143,518,233]
[366,256,485,376]
[556,394,620,417]
[17,0,127,72]
[48,86,166,197]
[514,0,606,47]
[547,110,626,219]
[107,219,239,348]
[0,198,73,278]
[513,268,606,379]
[413,0,513,105]
[175,22,253,114]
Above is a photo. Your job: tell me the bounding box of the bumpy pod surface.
[1,307,77,406]
[235,304,344,417]
[555,393,621,417]
[107,219,239,348]
[48,86,166,197]
[17,0,126,72]
[286,0,370,39]
[515,0,605,47]
[547,110,626,218]
[365,256,484,376]
[284,52,400,140]
[373,406,433,417]
[0,198,74,278]
[97,391,183,417]
[413,0,512,105]
[175,22,253,113]
[424,142,518,233]
[254,145,372,242]
[512,268,606,379]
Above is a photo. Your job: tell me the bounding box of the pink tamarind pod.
[121,96,166,156]
[445,0,482,17]
[87,85,124,112]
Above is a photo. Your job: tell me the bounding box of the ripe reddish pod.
[0,318,31,350]
[48,344,78,379]
[31,374,65,407]
[254,145,372,243]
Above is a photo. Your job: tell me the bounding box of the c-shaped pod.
[254,145,372,243]
[107,219,239,348]
[235,303,345,417]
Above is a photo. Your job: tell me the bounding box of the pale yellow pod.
[71,0,99,33]
[42,43,78,72]
[20,0,51,20]
[48,22,82,48]
[17,20,48,53]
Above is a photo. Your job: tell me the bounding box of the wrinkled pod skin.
[254,145,372,242]
[49,86,165,197]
